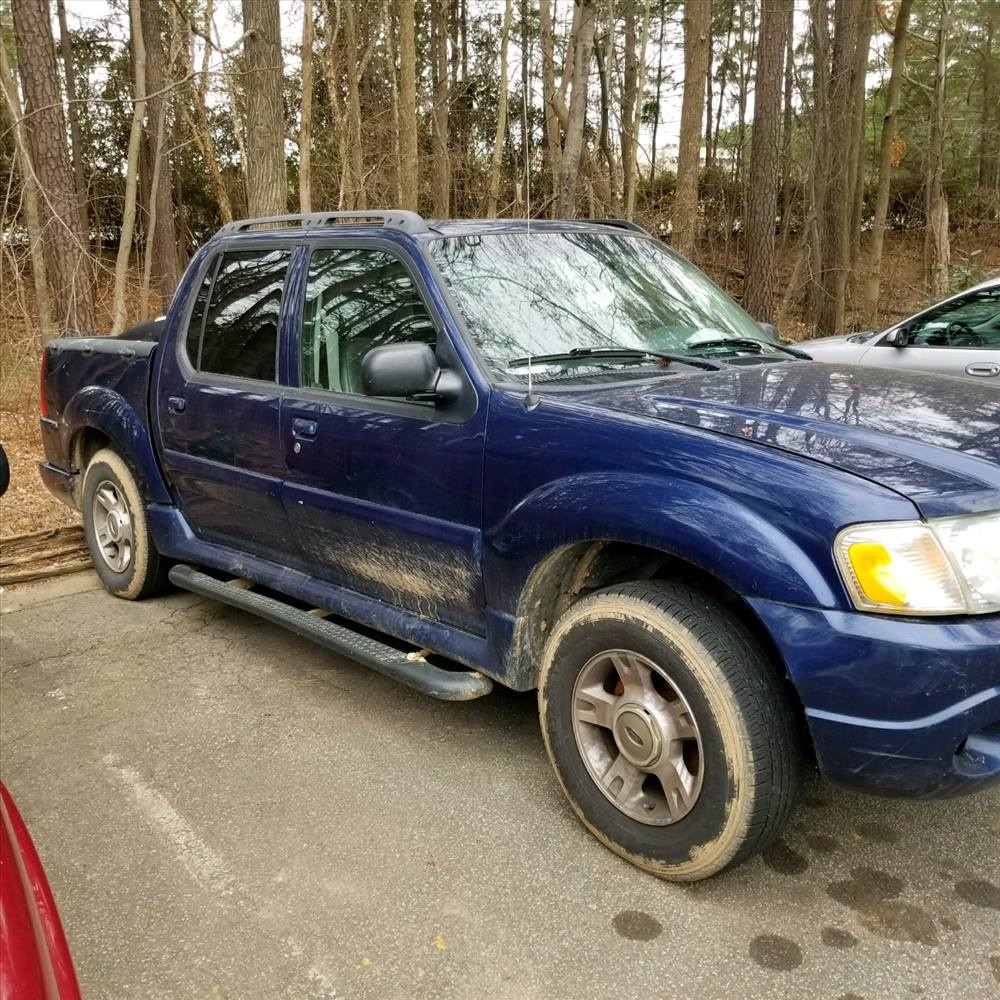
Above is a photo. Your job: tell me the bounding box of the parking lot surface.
[2,572,998,999]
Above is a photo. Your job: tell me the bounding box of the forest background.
[1,0,998,534]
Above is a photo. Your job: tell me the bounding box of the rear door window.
[187,249,292,381]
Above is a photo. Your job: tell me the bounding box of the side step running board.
[168,564,493,701]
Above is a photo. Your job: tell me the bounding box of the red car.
[0,783,81,999]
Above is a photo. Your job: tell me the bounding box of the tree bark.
[621,3,638,217]
[924,0,950,299]
[343,0,365,208]
[539,0,562,205]
[55,0,88,238]
[299,0,313,212]
[487,0,512,216]
[673,0,712,258]
[625,0,652,219]
[241,0,287,217]
[0,38,55,343]
[11,0,95,335]
[557,0,595,217]
[743,0,792,322]
[111,0,147,335]
[861,0,912,324]
[398,0,419,211]
[817,0,858,334]
[431,0,451,216]
[140,0,182,307]
[779,1,795,234]
[846,0,874,271]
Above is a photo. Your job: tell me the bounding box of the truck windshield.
[429,231,771,381]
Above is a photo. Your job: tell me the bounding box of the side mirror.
[361,342,461,404]
[884,327,907,347]
[757,321,781,345]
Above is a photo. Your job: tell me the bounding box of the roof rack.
[575,218,647,233]
[215,210,430,238]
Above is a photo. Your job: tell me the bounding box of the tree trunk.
[299,1,313,212]
[11,0,95,335]
[487,0,512,216]
[817,0,858,334]
[557,0,595,217]
[398,0,419,211]
[651,0,665,178]
[0,38,55,343]
[595,33,618,208]
[111,0,147,335]
[978,2,998,204]
[861,0,911,324]
[241,0,287,217]
[779,1,794,234]
[539,0,562,205]
[806,0,830,321]
[673,0,711,258]
[743,0,792,322]
[846,0,874,272]
[431,0,451,216]
[924,0,950,299]
[55,0,89,239]
[621,3,638,217]
[625,0,652,219]
[140,0,182,307]
[343,0,365,209]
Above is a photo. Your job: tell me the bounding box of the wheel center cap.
[106,512,122,541]
[613,704,661,768]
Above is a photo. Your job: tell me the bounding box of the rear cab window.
[184,249,293,381]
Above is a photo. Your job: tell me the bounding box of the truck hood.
[567,362,1000,517]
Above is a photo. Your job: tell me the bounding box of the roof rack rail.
[576,218,647,234]
[215,210,429,238]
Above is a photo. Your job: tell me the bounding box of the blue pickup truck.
[39,212,1000,880]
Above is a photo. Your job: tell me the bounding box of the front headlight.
[835,511,1000,615]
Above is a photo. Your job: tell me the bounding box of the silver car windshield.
[429,231,771,380]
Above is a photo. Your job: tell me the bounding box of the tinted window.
[903,286,1000,348]
[195,250,291,381]
[183,258,218,364]
[301,248,435,395]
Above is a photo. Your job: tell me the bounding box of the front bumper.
[749,599,1000,798]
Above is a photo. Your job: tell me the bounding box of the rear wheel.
[82,448,169,599]
[538,581,801,881]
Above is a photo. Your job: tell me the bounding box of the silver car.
[805,277,1000,383]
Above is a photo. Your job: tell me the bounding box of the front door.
[280,242,488,635]
[862,284,1000,381]
[154,245,297,560]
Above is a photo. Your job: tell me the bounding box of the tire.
[82,447,169,600]
[538,581,801,881]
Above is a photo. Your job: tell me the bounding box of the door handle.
[966,362,1000,377]
[291,418,318,440]
[167,396,186,413]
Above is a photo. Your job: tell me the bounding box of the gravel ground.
[2,571,998,1000]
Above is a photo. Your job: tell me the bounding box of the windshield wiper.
[687,337,811,360]
[507,347,727,372]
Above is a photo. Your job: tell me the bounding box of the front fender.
[486,471,841,611]
[61,386,171,504]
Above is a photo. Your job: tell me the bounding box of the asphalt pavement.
[2,571,998,1000]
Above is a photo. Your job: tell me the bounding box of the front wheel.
[82,447,169,600]
[538,581,801,881]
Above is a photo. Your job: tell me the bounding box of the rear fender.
[62,386,171,504]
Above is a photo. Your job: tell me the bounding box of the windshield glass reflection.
[430,232,768,380]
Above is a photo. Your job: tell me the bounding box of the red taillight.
[39,349,48,418]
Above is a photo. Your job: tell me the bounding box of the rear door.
[154,244,298,560]
[279,240,488,635]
